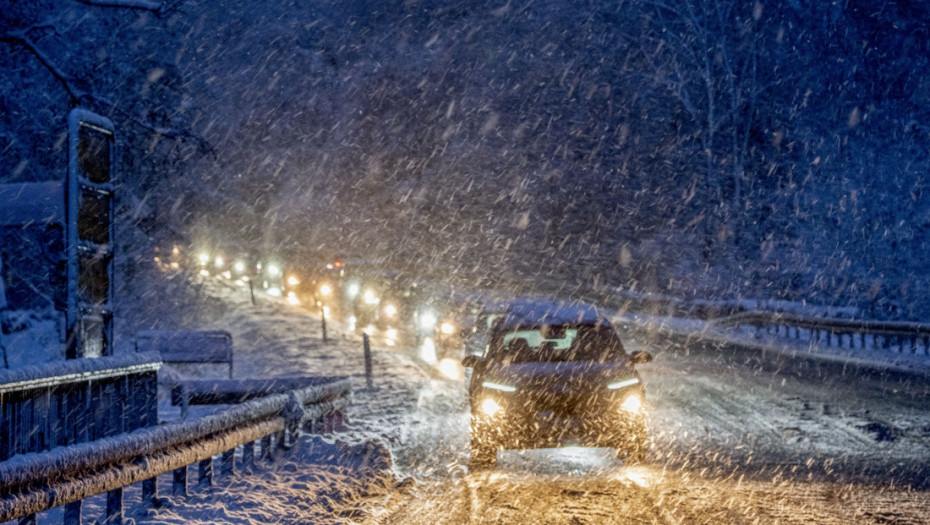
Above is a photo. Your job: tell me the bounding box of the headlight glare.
[620,395,642,413]
[481,398,503,416]
[420,311,437,329]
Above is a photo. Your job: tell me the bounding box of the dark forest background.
[2,0,929,322]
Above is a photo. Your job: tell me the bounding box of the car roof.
[493,299,612,331]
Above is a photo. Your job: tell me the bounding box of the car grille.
[520,390,607,415]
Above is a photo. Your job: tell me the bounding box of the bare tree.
[636,0,792,258]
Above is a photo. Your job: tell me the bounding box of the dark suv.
[461,301,652,468]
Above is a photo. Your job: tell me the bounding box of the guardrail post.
[173,465,189,496]
[199,457,215,486]
[261,434,274,461]
[222,448,237,477]
[106,487,123,524]
[142,477,159,507]
[243,440,255,469]
[363,333,372,389]
[321,308,328,342]
[64,500,82,525]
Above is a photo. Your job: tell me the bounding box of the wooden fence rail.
[713,312,930,355]
[0,376,351,524]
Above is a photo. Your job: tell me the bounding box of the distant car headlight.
[439,358,462,380]
[347,283,360,298]
[440,322,455,335]
[607,378,640,390]
[267,264,281,277]
[287,276,299,286]
[215,256,224,268]
[319,284,332,296]
[620,395,642,413]
[481,398,503,416]
[234,261,246,273]
[482,381,517,392]
[419,311,437,330]
[363,290,379,304]
[384,304,397,317]
[198,253,210,265]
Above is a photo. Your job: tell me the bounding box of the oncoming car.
[461,301,652,469]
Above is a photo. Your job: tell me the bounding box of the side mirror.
[630,351,653,365]
[462,355,483,368]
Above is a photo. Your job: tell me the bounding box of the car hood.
[483,360,638,395]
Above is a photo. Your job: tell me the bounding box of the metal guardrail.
[712,312,930,354]
[170,376,348,419]
[136,329,235,378]
[0,376,351,524]
[0,353,161,462]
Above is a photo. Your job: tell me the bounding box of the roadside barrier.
[136,330,234,378]
[0,353,161,462]
[0,373,350,524]
[712,312,930,355]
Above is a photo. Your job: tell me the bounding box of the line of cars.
[283,259,475,356]
[178,249,654,469]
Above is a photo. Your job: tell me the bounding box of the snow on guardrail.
[0,376,351,523]
[712,311,930,356]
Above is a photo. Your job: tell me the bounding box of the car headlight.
[440,322,455,335]
[287,275,300,286]
[607,378,640,390]
[419,311,437,330]
[319,284,332,296]
[482,381,517,392]
[620,395,642,413]
[481,398,503,416]
[347,283,360,298]
[363,290,379,304]
[384,304,397,317]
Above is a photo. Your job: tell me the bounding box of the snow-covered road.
[137,277,930,524]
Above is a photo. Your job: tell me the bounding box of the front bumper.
[471,404,646,449]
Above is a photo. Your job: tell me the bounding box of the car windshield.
[487,324,626,363]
